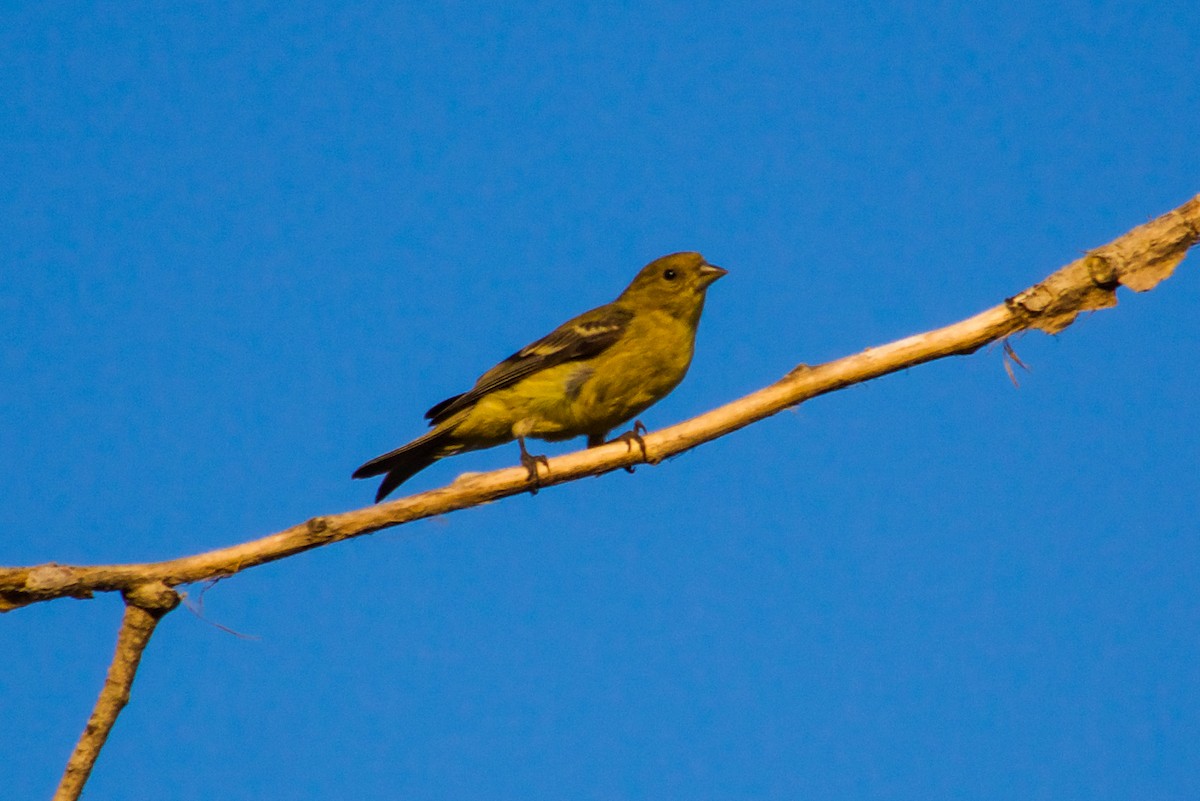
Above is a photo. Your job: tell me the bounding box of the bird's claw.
[518,437,550,494]
[613,420,649,473]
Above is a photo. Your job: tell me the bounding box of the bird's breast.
[453,312,698,444]
[567,312,695,427]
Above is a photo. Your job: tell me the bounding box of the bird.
[352,251,727,502]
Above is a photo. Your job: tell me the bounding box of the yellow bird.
[353,251,726,501]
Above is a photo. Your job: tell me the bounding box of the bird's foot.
[518,437,550,494]
[613,420,649,473]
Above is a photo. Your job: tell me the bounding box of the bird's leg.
[517,436,550,493]
[611,420,649,472]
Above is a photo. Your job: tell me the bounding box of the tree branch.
[53,583,180,801]
[3,194,1198,614]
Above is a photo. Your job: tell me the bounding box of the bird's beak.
[698,262,728,287]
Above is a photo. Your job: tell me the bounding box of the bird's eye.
[663,269,677,281]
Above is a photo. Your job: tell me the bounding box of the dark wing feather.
[424,305,633,425]
[423,392,465,422]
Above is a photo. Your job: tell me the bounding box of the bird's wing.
[425,304,633,425]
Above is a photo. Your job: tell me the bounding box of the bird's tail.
[352,427,451,502]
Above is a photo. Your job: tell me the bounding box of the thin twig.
[12,193,1200,801]
[2,193,1198,613]
[53,583,180,801]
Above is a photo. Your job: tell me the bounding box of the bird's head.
[617,252,727,322]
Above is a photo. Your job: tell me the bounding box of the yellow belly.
[449,310,695,445]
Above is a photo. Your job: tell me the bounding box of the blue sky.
[3,2,1199,798]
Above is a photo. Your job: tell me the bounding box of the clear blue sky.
[4,2,1199,798]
